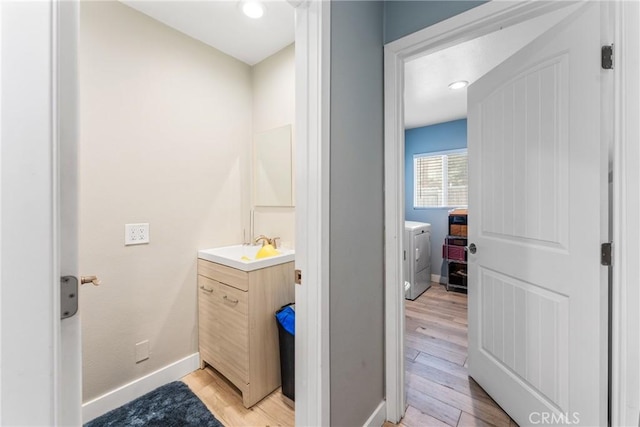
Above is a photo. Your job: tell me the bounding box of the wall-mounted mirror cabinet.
[253,124,293,207]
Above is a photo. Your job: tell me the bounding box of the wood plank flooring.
[182,366,294,427]
[386,283,517,427]
[182,283,515,427]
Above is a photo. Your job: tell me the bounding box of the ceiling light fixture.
[240,1,265,19]
[448,80,469,90]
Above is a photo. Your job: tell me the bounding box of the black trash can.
[275,303,295,404]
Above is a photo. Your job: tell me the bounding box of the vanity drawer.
[198,259,248,291]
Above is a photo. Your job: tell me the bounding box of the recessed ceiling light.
[448,80,469,90]
[240,1,265,19]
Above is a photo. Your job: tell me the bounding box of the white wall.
[79,1,252,402]
[251,44,296,248]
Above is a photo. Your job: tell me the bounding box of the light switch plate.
[125,223,149,245]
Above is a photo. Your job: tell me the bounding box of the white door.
[1,0,82,425]
[467,3,609,426]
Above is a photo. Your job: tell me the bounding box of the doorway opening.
[77,2,298,426]
[399,11,573,425]
[386,2,613,426]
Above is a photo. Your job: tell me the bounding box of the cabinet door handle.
[223,295,238,304]
[199,285,213,293]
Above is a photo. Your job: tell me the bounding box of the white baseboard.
[431,274,445,284]
[363,400,386,427]
[82,352,200,423]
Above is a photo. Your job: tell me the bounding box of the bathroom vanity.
[197,246,294,408]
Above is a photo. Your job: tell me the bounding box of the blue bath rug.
[85,381,222,427]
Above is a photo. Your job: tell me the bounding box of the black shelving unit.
[444,209,468,292]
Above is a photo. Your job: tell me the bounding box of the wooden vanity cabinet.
[197,258,294,408]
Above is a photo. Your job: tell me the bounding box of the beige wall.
[79,1,252,401]
[251,44,296,248]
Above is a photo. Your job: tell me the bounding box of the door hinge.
[602,44,614,70]
[60,276,79,319]
[601,242,613,266]
[295,269,302,285]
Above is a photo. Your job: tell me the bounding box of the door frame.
[292,0,332,426]
[1,0,332,425]
[610,1,640,425]
[383,1,640,424]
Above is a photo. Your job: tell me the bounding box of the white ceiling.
[121,1,571,129]
[121,0,295,66]
[404,8,574,129]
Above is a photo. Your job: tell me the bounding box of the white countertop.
[198,244,295,272]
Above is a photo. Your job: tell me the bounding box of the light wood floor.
[183,283,515,427]
[183,366,294,427]
[385,283,517,427]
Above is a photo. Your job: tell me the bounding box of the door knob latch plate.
[60,276,78,320]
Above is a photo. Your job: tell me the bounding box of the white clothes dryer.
[404,221,432,300]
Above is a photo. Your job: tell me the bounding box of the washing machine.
[404,221,431,300]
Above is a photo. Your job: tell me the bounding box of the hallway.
[392,284,517,427]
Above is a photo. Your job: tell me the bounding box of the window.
[414,149,468,208]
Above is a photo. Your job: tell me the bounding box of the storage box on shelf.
[448,208,468,237]
[443,236,467,262]
[444,208,468,292]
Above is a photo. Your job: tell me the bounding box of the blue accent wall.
[405,119,467,281]
[384,1,487,43]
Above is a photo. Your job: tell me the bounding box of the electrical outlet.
[135,340,149,363]
[125,223,149,245]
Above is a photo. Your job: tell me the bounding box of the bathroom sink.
[198,244,295,272]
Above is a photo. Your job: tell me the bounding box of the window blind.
[414,150,468,208]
